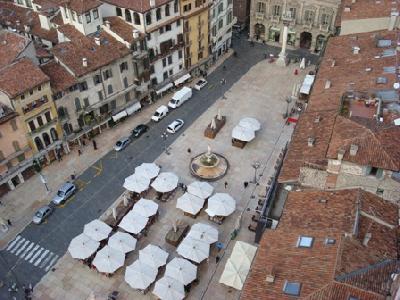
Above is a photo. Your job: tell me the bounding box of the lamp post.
[284,96,292,118]
[251,161,261,184]
[161,132,170,155]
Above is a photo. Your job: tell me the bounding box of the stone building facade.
[249,0,340,53]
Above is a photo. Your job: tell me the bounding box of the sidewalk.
[0,50,233,249]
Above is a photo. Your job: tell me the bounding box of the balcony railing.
[319,24,330,32]
[22,96,49,114]
[255,12,264,21]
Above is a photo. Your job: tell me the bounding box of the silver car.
[32,205,53,224]
[167,119,185,134]
[52,182,76,205]
[114,137,131,151]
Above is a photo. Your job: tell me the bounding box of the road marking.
[59,195,76,208]
[45,255,59,272]
[91,161,103,177]
[75,179,89,191]
[208,84,215,90]
[10,237,25,254]
[25,244,39,261]
[29,247,44,263]
[15,240,30,256]
[18,241,34,259]
[110,151,118,159]
[39,252,54,269]
[6,235,21,251]
[34,249,49,266]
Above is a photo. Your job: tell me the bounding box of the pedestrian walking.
[224,181,228,189]
[92,139,97,150]
[244,181,249,189]
[216,256,220,263]
[223,65,226,71]
[78,149,82,156]
[7,219,12,226]
[187,148,191,154]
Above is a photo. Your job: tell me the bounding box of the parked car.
[131,124,149,138]
[32,205,53,224]
[194,79,208,91]
[52,182,76,205]
[151,105,169,122]
[167,119,185,134]
[114,137,131,151]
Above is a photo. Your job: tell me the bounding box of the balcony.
[303,21,313,30]
[28,118,58,135]
[270,15,280,23]
[319,24,330,32]
[281,13,296,26]
[22,96,49,114]
[255,12,265,21]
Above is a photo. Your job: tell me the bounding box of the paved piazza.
[33,60,309,300]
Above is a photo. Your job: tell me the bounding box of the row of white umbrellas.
[123,163,160,193]
[118,198,158,234]
[232,117,260,142]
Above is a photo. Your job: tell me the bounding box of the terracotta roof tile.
[40,60,77,92]
[62,0,102,14]
[102,0,173,13]
[0,58,49,98]
[307,282,385,300]
[340,0,394,22]
[0,30,31,69]
[103,16,143,44]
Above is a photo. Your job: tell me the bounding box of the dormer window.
[86,12,91,24]
[93,9,99,19]
[283,281,301,296]
[78,15,82,24]
[297,236,313,248]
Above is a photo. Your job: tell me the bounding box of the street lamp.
[284,96,293,118]
[251,161,261,184]
[161,132,170,155]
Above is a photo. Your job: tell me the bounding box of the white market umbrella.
[187,181,214,199]
[230,241,257,267]
[239,117,261,131]
[139,244,169,268]
[151,172,179,193]
[232,125,255,142]
[125,259,158,290]
[177,237,210,264]
[123,174,150,193]
[135,163,160,179]
[187,223,218,244]
[68,233,100,260]
[205,193,236,217]
[219,258,248,290]
[153,276,185,300]
[92,245,125,274]
[176,192,205,215]
[118,211,149,234]
[131,198,158,217]
[84,219,112,242]
[108,231,137,254]
[165,258,197,285]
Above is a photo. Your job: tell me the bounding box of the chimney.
[265,267,276,283]
[337,148,345,160]
[133,29,140,39]
[344,6,351,12]
[388,11,399,31]
[351,0,356,3]
[314,115,321,123]
[24,25,31,32]
[307,137,315,147]
[349,144,358,156]
[324,80,331,89]
[82,57,88,67]
[105,20,111,29]
[352,46,360,54]
[331,59,336,67]
[94,37,101,46]
[150,0,156,8]
[16,20,21,27]
[362,232,372,246]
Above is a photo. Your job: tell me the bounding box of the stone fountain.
[190,145,228,181]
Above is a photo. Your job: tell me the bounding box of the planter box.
[232,139,246,148]
[204,116,226,139]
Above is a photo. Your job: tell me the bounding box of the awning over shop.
[300,74,315,95]
[156,83,173,95]
[126,102,141,115]
[174,74,191,86]
[112,110,128,122]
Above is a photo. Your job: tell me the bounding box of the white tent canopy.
[131,198,159,217]
[176,192,205,215]
[135,163,160,179]
[187,181,214,199]
[125,259,158,290]
[232,125,255,142]
[151,172,179,193]
[239,117,261,131]
[165,258,197,285]
[153,276,185,300]
[123,174,150,193]
[187,223,218,244]
[68,233,100,260]
[139,244,169,269]
[230,241,258,267]
[177,237,210,264]
[205,193,236,217]
[92,245,125,274]
[83,219,112,242]
[300,74,315,95]
[156,83,173,95]
[108,231,137,254]
[118,211,149,234]
[174,73,191,86]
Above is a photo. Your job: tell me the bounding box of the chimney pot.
[150,0,156,8]
[307,137,315,147]
[352,46,360,54]
[314,115,321,123]
[94,37,100,46]
[349,144,358,156]
[324,80,331,89]
[82,57,88,67]
[133,29,140,39]
[362,232,372,246]
[105,20,111,29]
[337,148,345,160]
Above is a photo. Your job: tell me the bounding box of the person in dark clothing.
[78,149,82,156]
[224,181,228,189]
[187,148,191,153]
[92,139,97,150]
[7,219,12,226]
[244,181,249,188]
[216,256,220,263]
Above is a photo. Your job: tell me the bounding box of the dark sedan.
[131,124,149,138]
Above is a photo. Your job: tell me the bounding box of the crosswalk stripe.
[15,240,30,256]
[45,255,59,272]
[34,249,49,267]
[19,242,35,259]
[29,247,44,264]
[10,237,25,254]
[39,252,54,269]
[6,235,21,251]
[25,245,39,261]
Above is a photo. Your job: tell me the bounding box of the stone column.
[276,25,289,66]
[18,173,25,184]
[8,180,15,190]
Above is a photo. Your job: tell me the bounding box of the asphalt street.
[0,32,318,299]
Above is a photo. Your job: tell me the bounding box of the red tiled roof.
[52,28,130,77]
[0,58,49,98]
[339,0,394,22]
[241,189,398,300]
[102,0,173,13]
[327,116,400,171]
[40,60,77,93]
[0,30,31,69]
[103,16,143,44]
[307,282,385,300]
[62,0,102,14]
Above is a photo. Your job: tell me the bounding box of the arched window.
[57,106,67,118]
[35,137,44,151]
[50,128,58,142]
[63,123,73,135]
[42,132,51,147]
[75,98,81,111]
[133,12,141,25]
[146,13,152,25]
[125,9,132,23]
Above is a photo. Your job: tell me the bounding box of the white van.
[168,87,192,109]
[151,105,169,122]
